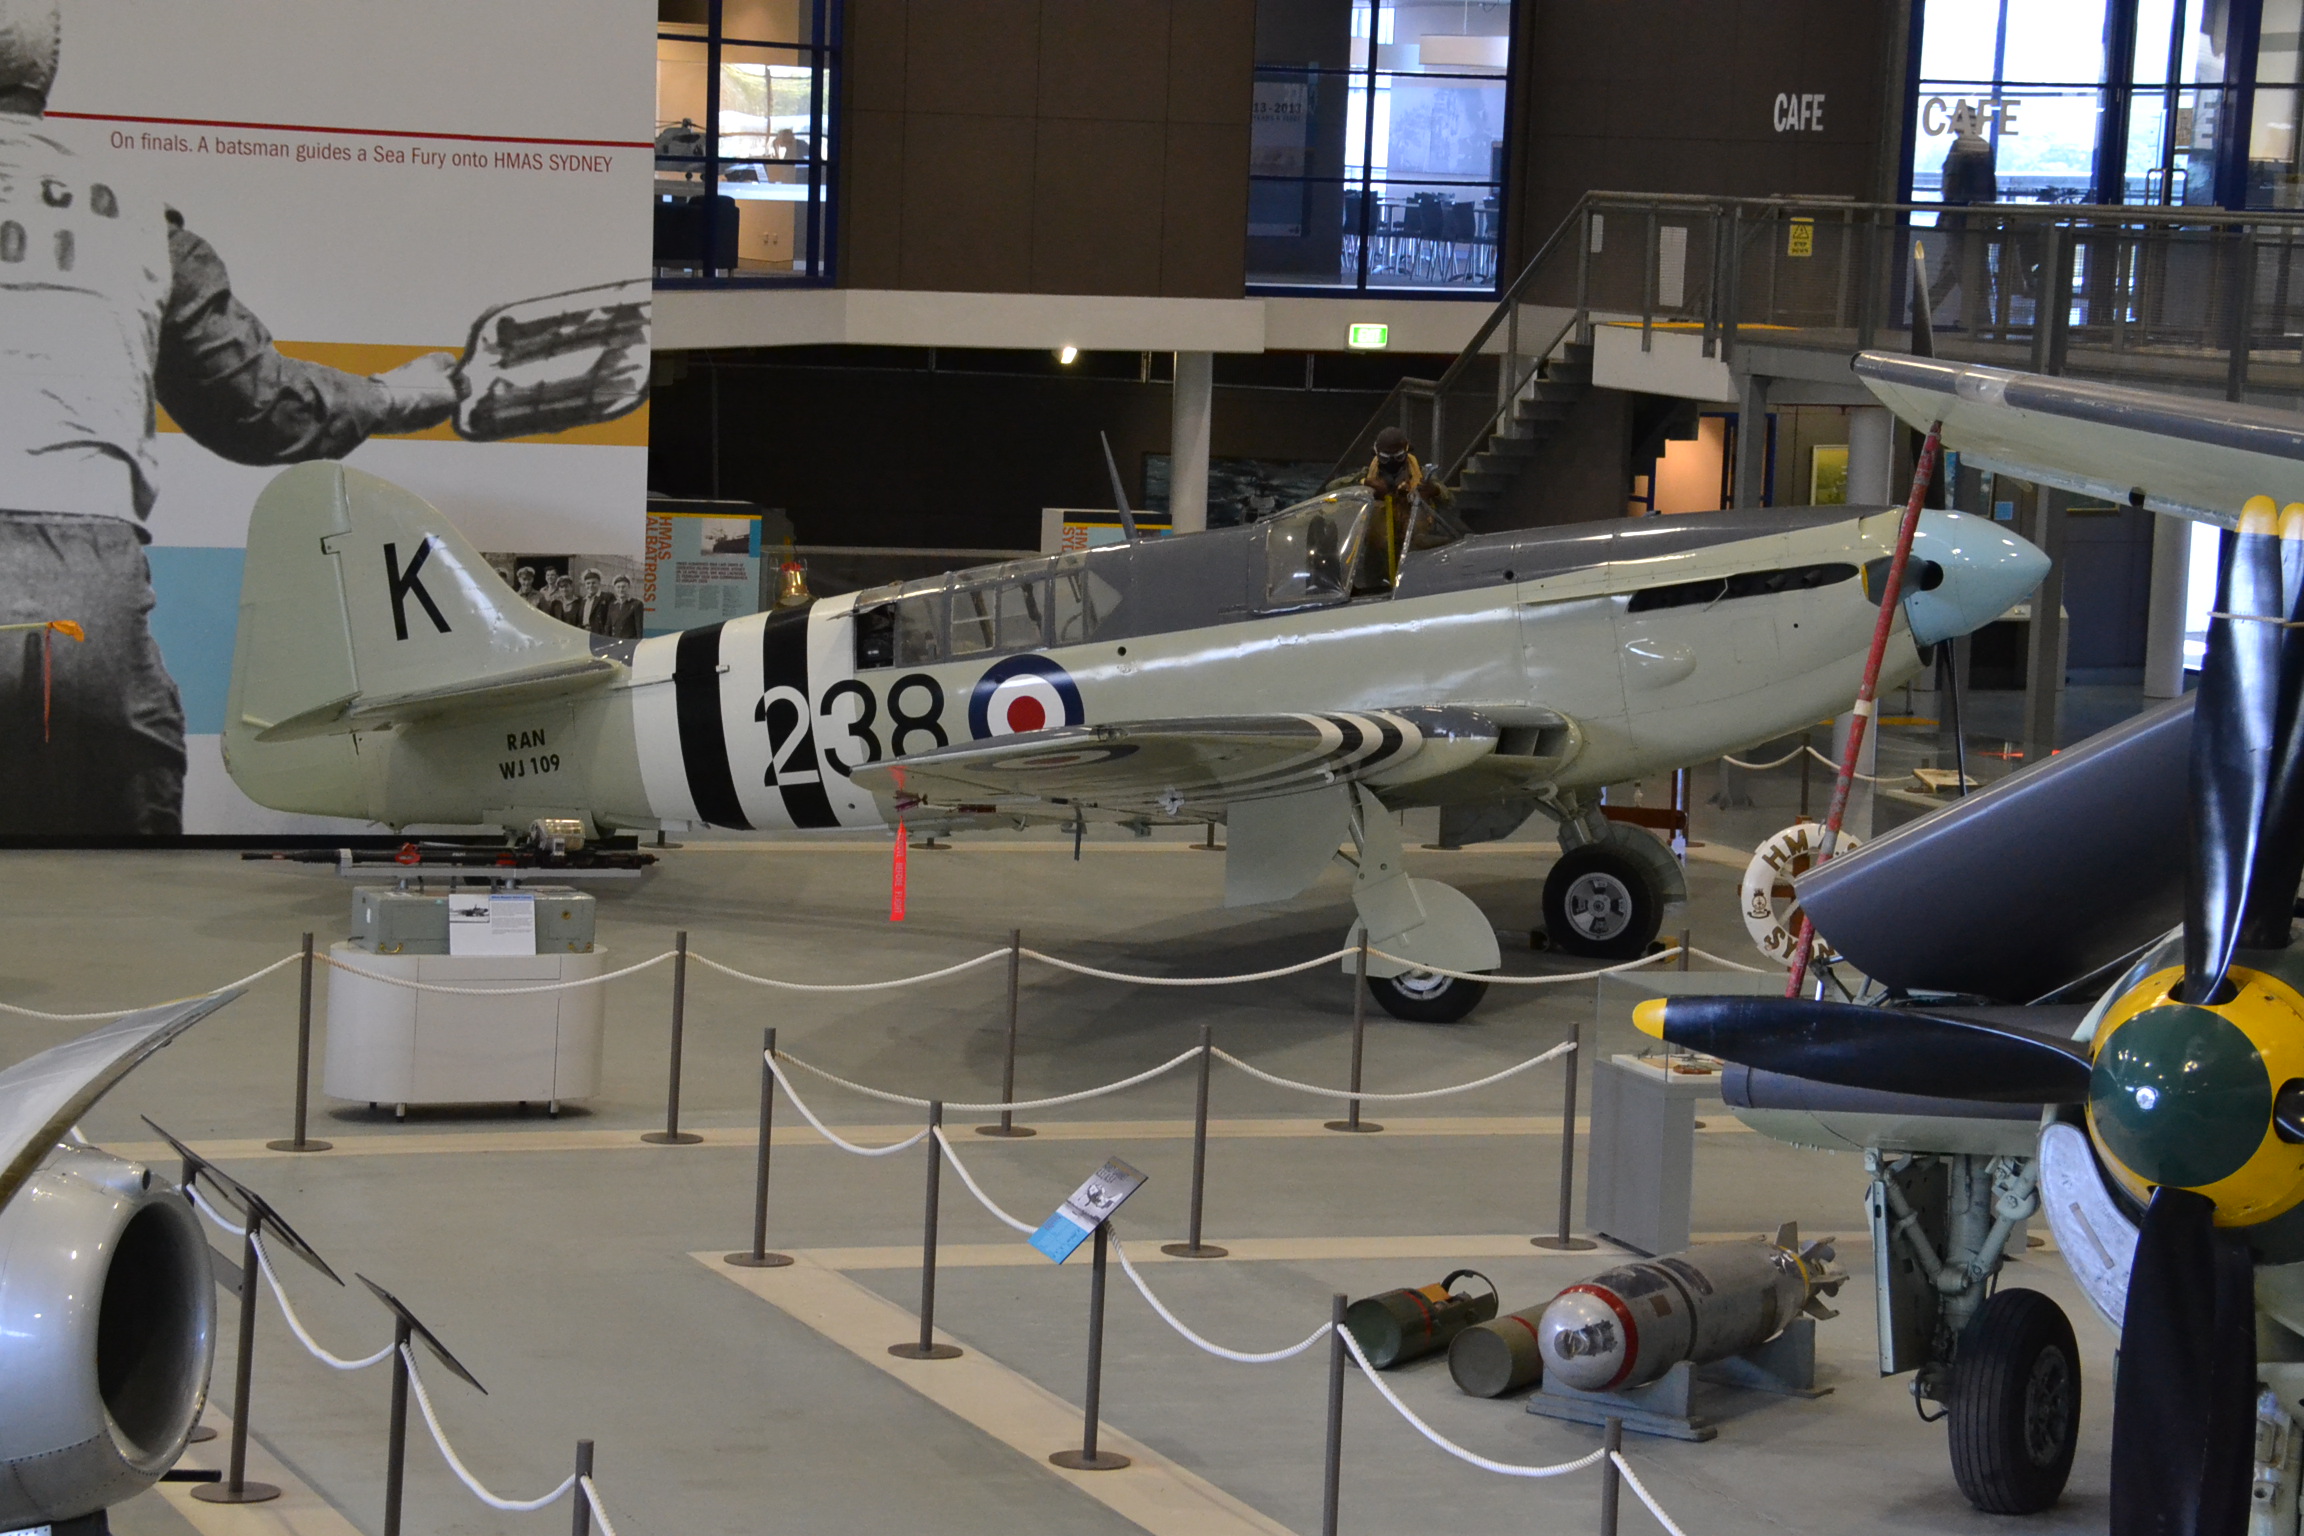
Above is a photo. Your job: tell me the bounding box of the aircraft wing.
[1854,351,2304,527]
[0,992,239,1216]
[848,706,1501,819]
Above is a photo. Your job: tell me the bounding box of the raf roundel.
[969,654,1084,740]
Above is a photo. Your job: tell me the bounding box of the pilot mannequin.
[1359,427,1450,592]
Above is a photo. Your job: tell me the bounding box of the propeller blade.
[1910,240,1936,360]
[2187,502,2286,1000]
[2244,502,2304,949]
[1099,431,1140,543]
[2109,1186,2255,1536]
[1632,996,2091,1103]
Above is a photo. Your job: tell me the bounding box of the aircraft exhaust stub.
[1537,1228,1845,1394]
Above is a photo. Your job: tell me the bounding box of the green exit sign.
[1346,322,1389,350]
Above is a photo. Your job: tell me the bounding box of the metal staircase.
[1449,340,1590,524]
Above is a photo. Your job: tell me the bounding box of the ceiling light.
[1057,345,1079,365]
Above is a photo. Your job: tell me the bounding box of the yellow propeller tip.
[46,619,84,642]
[1633,997,1668,1039]
[2283,504,2304,541]
[2243,495,2280,535]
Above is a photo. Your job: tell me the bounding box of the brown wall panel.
[898,112,1038,291]
[1037,0,1174,122]
[899,0,1042,116]
[1031,120,1169,294]
[840,107,906,288]
[844,0,909,113]
[1159,120,1249,297]
[1166,0,1255,124]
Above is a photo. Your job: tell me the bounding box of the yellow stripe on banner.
[153,340,651,447]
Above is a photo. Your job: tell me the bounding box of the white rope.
[692,949,1007,992]
[1718,746,1806,770]
[401,1345,576,1512]
[1109,1232,1334,1363]
[762,1056,933,1156]
[776,1045,1205,1114]
[931,1129,1037,1234]
[322,950,674,996]
[1211,1038,1574,1103]
[0,953,302,1021]
[1808,745,1895,784]
[1612,1452,1696,1536]
[1687,946,1772,974]
[188,1185,247,1238]
[579,1476,621,1536]
[251,1233,393,1371]
[1020,947,1355,986]
[1364,946,1682,985]
[1338,1326,1607,1478]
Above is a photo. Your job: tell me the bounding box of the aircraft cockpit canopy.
[1256,487,1466,610]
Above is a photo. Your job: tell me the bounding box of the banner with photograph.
[3,0,654,835]
[643,509,762,633]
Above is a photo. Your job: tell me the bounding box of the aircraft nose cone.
[1901,510,2050,647]
[2088,1003,2270,1191]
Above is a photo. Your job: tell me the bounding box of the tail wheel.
[1367,971,1490,1024]
[1945,1288,2081,1514]
[1542,843,1664,960]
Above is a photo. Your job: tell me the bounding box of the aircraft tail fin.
[229,463,608,744]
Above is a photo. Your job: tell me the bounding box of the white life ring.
[1741,821,1861,968]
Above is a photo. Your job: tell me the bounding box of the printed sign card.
[1029,1157,1148,1264]
[447,892,536,956]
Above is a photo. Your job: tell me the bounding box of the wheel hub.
[1562,871,1635,941]
[2021,1348,2072,1466]
[1389,970,1454,1001]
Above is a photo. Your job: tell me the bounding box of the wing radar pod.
[1537,1227,1846,1394]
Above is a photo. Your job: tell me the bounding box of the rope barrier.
[0,953,302,1022]
[1718,744,1904,784]
[1110,1232,1335,1363]
[188,1185,247,1239]
[1018,947,1355,986]
[1687,946,1773,974]
[1364,946,1682,985]
[1337,1326,1607,1479]
[580,1476,622,1536]
[778,1045,1205,1114]
[251,1233,394,1371]
[930,1128,1037,1234]
[321,950,675,996]
[692,949,1008,993]
[1212,1038,1574,1103]
[761,1056,933,1156]
[401,1345,577,1512]
[1718,746,1807,770]
[1612,1452,1696,1536]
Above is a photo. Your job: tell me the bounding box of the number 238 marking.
[764,673,949,782]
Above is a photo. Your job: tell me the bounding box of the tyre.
[1542,843,1663,959]
[1368,971,1490,1023]
[1945,1288,2080,1515]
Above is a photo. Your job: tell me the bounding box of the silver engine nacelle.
[0,1144,215,1527]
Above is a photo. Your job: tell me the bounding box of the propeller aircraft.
[220,446,2044,1021]
[1639,352,2304,1529]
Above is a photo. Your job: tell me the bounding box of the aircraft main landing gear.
[1944,1289,2081,1515]
[1365,969,1488,1024]
[1542,822,1679,959]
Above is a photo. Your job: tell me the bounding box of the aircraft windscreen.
[1262,493,1368,609]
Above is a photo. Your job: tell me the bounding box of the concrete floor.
[16,703,2148,1536]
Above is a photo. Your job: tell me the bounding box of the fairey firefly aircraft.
[221,460,2044,1020]
[1637,351,2304,1529]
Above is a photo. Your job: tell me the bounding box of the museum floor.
[15,706,2136,1536]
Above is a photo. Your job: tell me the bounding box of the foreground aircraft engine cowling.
[0,1146,215,1524]
[1635,497,2304,1535]
[0,995,235,1528]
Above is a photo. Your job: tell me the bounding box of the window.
[1249,1,1512,292]
[1052,558,1124,646]
[1262,496,1368,608]
[656,0,838,284]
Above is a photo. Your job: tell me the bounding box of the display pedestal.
[1525,1320,1828,1442]
[323,944,606,1114]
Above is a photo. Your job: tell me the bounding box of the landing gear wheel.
[1367,970,1490,1024]
[1945,1288,2080,1514]
[1542,843,1663,960]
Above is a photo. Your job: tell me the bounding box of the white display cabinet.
[322,944,606,1115]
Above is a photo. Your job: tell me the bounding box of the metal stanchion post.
[978,930,1034,1137]
[1532,1016,1596,1250]
[890,1101,961,1359]
[193,1222,280,1503]
[267,933,331,1153]
[1678,929,1690,971]
[381,1317,414,1536]
[1162,1024,1226,1258]
[642,931,702,1145]
[1326,938,1381,1133]
[1599,1417,1624,1536]
[1321,1293,1347,1536]
[726,1027,791,1267]
[1050,1223,1130,1471]
[570,1441,594,1536]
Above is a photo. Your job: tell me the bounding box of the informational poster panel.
[1038,509,1174,555]
[643,509,762,634]
[4,0,654,835]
